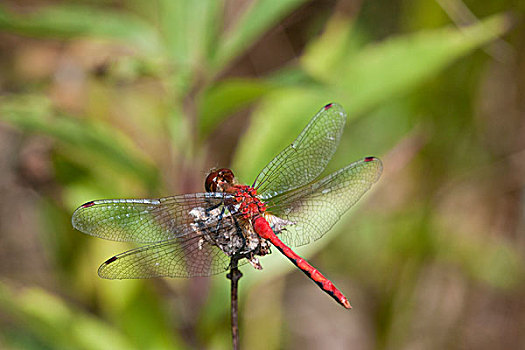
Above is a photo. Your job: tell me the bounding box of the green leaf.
[158,0,224,63]
[213,0,307,70]
[0,4,162,54]
[197,0,225,64]
[301,13,360,79]
[156,0,189,63]
[0,284,135,350]
[156,0,224,92]
[197,79,276,138]
[306,14,511,114]
[0,95,159,189]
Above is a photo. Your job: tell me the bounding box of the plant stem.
[227,257,242,350]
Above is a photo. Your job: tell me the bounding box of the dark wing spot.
[364,156,376,162]
[104,256,118,264]
[323,103,334,110]
[81,201,95,208]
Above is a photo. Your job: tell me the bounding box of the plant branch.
[227,257,242,350]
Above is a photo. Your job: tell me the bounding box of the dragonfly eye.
[205,171,219,192]
[219,169,235,185]
[205,168,235,192]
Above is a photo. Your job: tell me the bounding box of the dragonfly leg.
[232,216,247,252]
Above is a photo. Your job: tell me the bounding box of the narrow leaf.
[0,284,135,350]
[198,79,276,138]
[0,95,158,188]
[213,0,307,70]
[309,14,511,114]
[0,4,161,54]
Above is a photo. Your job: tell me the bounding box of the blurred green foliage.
[0,0,523,349]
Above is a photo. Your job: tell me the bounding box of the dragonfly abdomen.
[252,216,351,309]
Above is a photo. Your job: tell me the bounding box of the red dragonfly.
[72,103,382,309]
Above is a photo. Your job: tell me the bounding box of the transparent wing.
[98,233,245,279]
[264,157,382,247]
[72,193,236,243]
[253,103,347,199]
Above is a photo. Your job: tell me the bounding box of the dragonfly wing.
[254,103,347,199]
[264,157,382,247]
[98,234,237,279]
[72,193,236,243]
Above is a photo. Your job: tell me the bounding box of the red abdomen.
[253,216,351,309]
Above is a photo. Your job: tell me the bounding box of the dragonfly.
[72,103,382,309]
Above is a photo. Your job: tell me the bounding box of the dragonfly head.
[205,168,235,192]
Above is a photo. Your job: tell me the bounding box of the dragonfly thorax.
[232,185,266,219]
